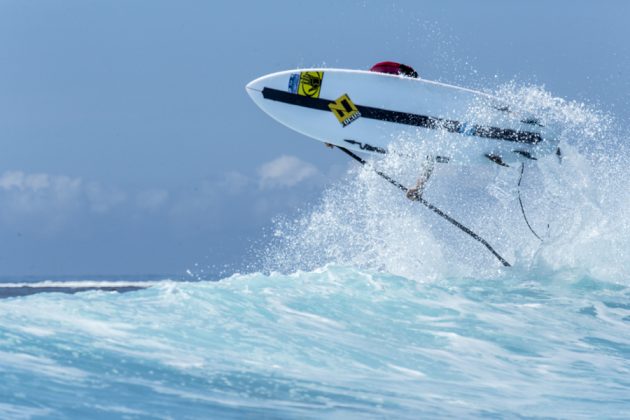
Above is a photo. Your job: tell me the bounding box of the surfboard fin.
[513,150,537,160]
[521,117,544,127]
[485,154,510,167]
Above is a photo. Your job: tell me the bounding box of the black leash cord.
[518,163,543,241]
[337,146,511,267]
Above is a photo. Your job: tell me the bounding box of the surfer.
[324,139,433,200]
[405,157,434,201]
[370,61,419,78]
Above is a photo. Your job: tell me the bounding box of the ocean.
[1,84,629,418]
[0,269,628,418]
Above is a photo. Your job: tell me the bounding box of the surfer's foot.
[406,187,423,201]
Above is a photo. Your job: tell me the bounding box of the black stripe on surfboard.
[261,87,543,145]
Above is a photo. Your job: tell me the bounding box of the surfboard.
[246,68,560,166]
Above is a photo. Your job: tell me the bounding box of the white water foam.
[0,268,627,418]
[262,83,630,284]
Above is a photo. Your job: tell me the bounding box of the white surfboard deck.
[246,68,559,166]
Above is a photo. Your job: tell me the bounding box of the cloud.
[85,182,127,213]
[136,188,169,211]
[0,170,132,225]
[0,171,83,213]
[258,155,318,189]
[0,170,81,196]
[0,171,84,233]
[0,164,326,240]
[219,171,250,194]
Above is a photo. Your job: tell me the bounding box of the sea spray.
[262,83,630,283]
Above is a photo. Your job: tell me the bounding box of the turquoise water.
[2,85,629,418]
[0,269,628,418]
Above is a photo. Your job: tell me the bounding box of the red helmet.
[370,61,418,78]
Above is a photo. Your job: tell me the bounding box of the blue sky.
[1,1,629,277]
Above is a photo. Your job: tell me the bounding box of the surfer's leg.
[406,157,435,201]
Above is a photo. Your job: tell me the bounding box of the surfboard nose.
[245,79,259,93]
[245,73,273,95]
[245,76,269,111]
[245,79,259,100]
[246,71,293,110]
[245,82,257,104]
[246,70,298,96]
[246,74,276,107]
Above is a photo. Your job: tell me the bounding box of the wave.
[0,280,157,298]
[0,267,628,417]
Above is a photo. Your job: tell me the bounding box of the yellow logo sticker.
[328,94,361,127]
[297,71,323,98]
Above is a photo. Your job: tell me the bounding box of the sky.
[1,0,629,278]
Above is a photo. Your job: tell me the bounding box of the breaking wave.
[0,268,628,418]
